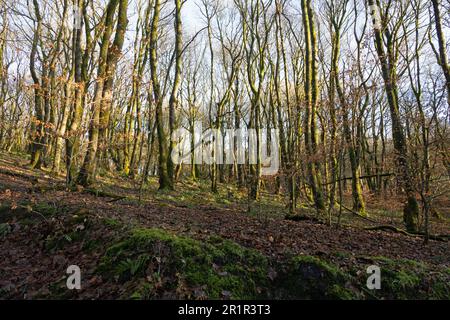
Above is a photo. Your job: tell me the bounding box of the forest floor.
[0,152,449,300]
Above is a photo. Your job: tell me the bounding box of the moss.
[333,251,350,259]
[130,282,154,300]
[392,269,421,289]
[358,256,450,299]
[33,202,60,217]
[103,217,122,228]
[428,278,450,300]
[46,278,76,299]
[82,238,104,252]
[98,229,450,300]
[278,255,358,300]
[371,257,422,298]
[45,229,86,251]
[292,255,341,274]
[98,228,270,300]
[329,284,356,300]
[151,180,255,211]
[0,223,12,238]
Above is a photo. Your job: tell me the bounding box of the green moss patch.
[277,255,359,300]
[0,223,12,238]
[359,256,450,300]
[95,228,450,300]
[97,228,270,299]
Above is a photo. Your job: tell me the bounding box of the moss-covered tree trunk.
[51,0,70,174]
[66,0,88,185]
[302,0,325,211]
[430,0,450,107]
[273,1,293,211]
[430,0,450,177]
[149,0,172,190]
[0,6,7,147]
[98,0,128,171]
[29,0,44,170]
[167,0,183,183]
[368,0,419,232]
[78,0,128,186]
[330,20,366,216]
[123,18,141,176]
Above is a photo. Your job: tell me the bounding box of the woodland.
[0,0,449,300]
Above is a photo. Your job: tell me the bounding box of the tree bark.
[367,0,419,232]
[149,0,172,190]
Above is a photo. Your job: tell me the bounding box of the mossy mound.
[97,228,270,299]
[359,257,450,300]
[96,228,450,300]
[277,255,360,299]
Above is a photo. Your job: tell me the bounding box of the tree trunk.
[368,0,419,232]
[302,0,325,211]
[149,0,172,190]
[78,0,128,186]
[29,0,44,169]
[430,0,450,107]
[167,0,183,183]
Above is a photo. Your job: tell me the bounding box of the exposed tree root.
[365,225,449,242]
[338,203,379,223]
[365,225,412,236]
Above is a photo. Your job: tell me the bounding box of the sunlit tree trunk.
[66,0,88,185]
[167,0,183,183]
[51,0,70,174]
[149,0,172,190]
[0,5,7,146]
[29,0,44,169]
[78,0,128,186]
[302,0,325,211]
[367,0,419,232]
[430,0,450,107]
[329,4,366,215]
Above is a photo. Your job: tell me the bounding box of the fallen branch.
[416,232,450,241]
[325,173,394,185]
[364,225,412,236]
[338,203,379,224]
[365,225,449,242]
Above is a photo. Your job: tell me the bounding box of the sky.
[183,0,204,33]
